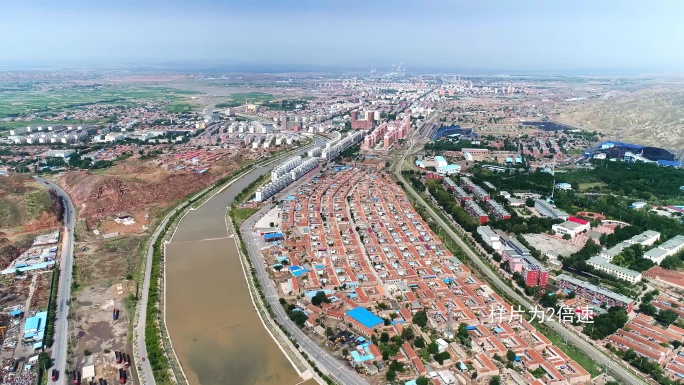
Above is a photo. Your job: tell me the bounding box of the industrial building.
[628,230,661,247]
[460,148,489,156]
[23,311,48,349]
[644,235,684,264]
[43,149,76,159]
[556,274,634,312]
[534,199,570,220]
[436,164,461,175]
[600,230,663,260]
[434,156,448,168]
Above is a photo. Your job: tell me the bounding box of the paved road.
[393,150,648,385]
[34,177,75,385]
[241,207,368,385]
[134,206,179,385]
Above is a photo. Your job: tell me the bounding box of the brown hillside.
[59,159,239,226]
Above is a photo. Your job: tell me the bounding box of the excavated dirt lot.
[28,272,50,311]
[75,235,144,287]
[59,156,242,228]
[71,282,135,380]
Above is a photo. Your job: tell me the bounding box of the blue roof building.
[263,233,284,241]
[23,311,48,346]
[346,307,384,329]
[658,160,684,167]
[434,156,447,167]
[2,261,55,275]
[289,265,308,278]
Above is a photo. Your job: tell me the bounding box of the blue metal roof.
[263,233,284,240]
[346,307,384,329]
[658,160,683,167]
[289,265,308,278]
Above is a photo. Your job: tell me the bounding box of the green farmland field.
[0,84,203,119]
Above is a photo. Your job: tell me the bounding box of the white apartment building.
[477,226,502,251]
[587,256,642,284]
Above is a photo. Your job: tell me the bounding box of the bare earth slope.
[59,159,238,227]
[0,174,59,268]
[556,87,684,149]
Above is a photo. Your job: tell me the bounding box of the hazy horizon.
[3,0,684,73]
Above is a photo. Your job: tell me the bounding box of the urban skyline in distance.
[2,0,684,74]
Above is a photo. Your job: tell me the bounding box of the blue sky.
[2,0,683,72]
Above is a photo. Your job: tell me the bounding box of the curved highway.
[34,176,76,385]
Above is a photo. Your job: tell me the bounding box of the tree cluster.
[583,306,628,340]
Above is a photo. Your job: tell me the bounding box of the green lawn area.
[228,92,274,104]
[25,188,52,218]
[578,182,607,191]
[163,102,197,113]
[231,208,259,228]
[535,323,603,377]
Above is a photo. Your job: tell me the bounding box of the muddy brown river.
[165,144,322,385]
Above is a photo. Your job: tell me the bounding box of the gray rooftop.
[555,274,634,304]
[587,257,642,279]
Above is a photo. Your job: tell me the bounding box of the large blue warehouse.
[346,307,384,328]
[263,233,284,241]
